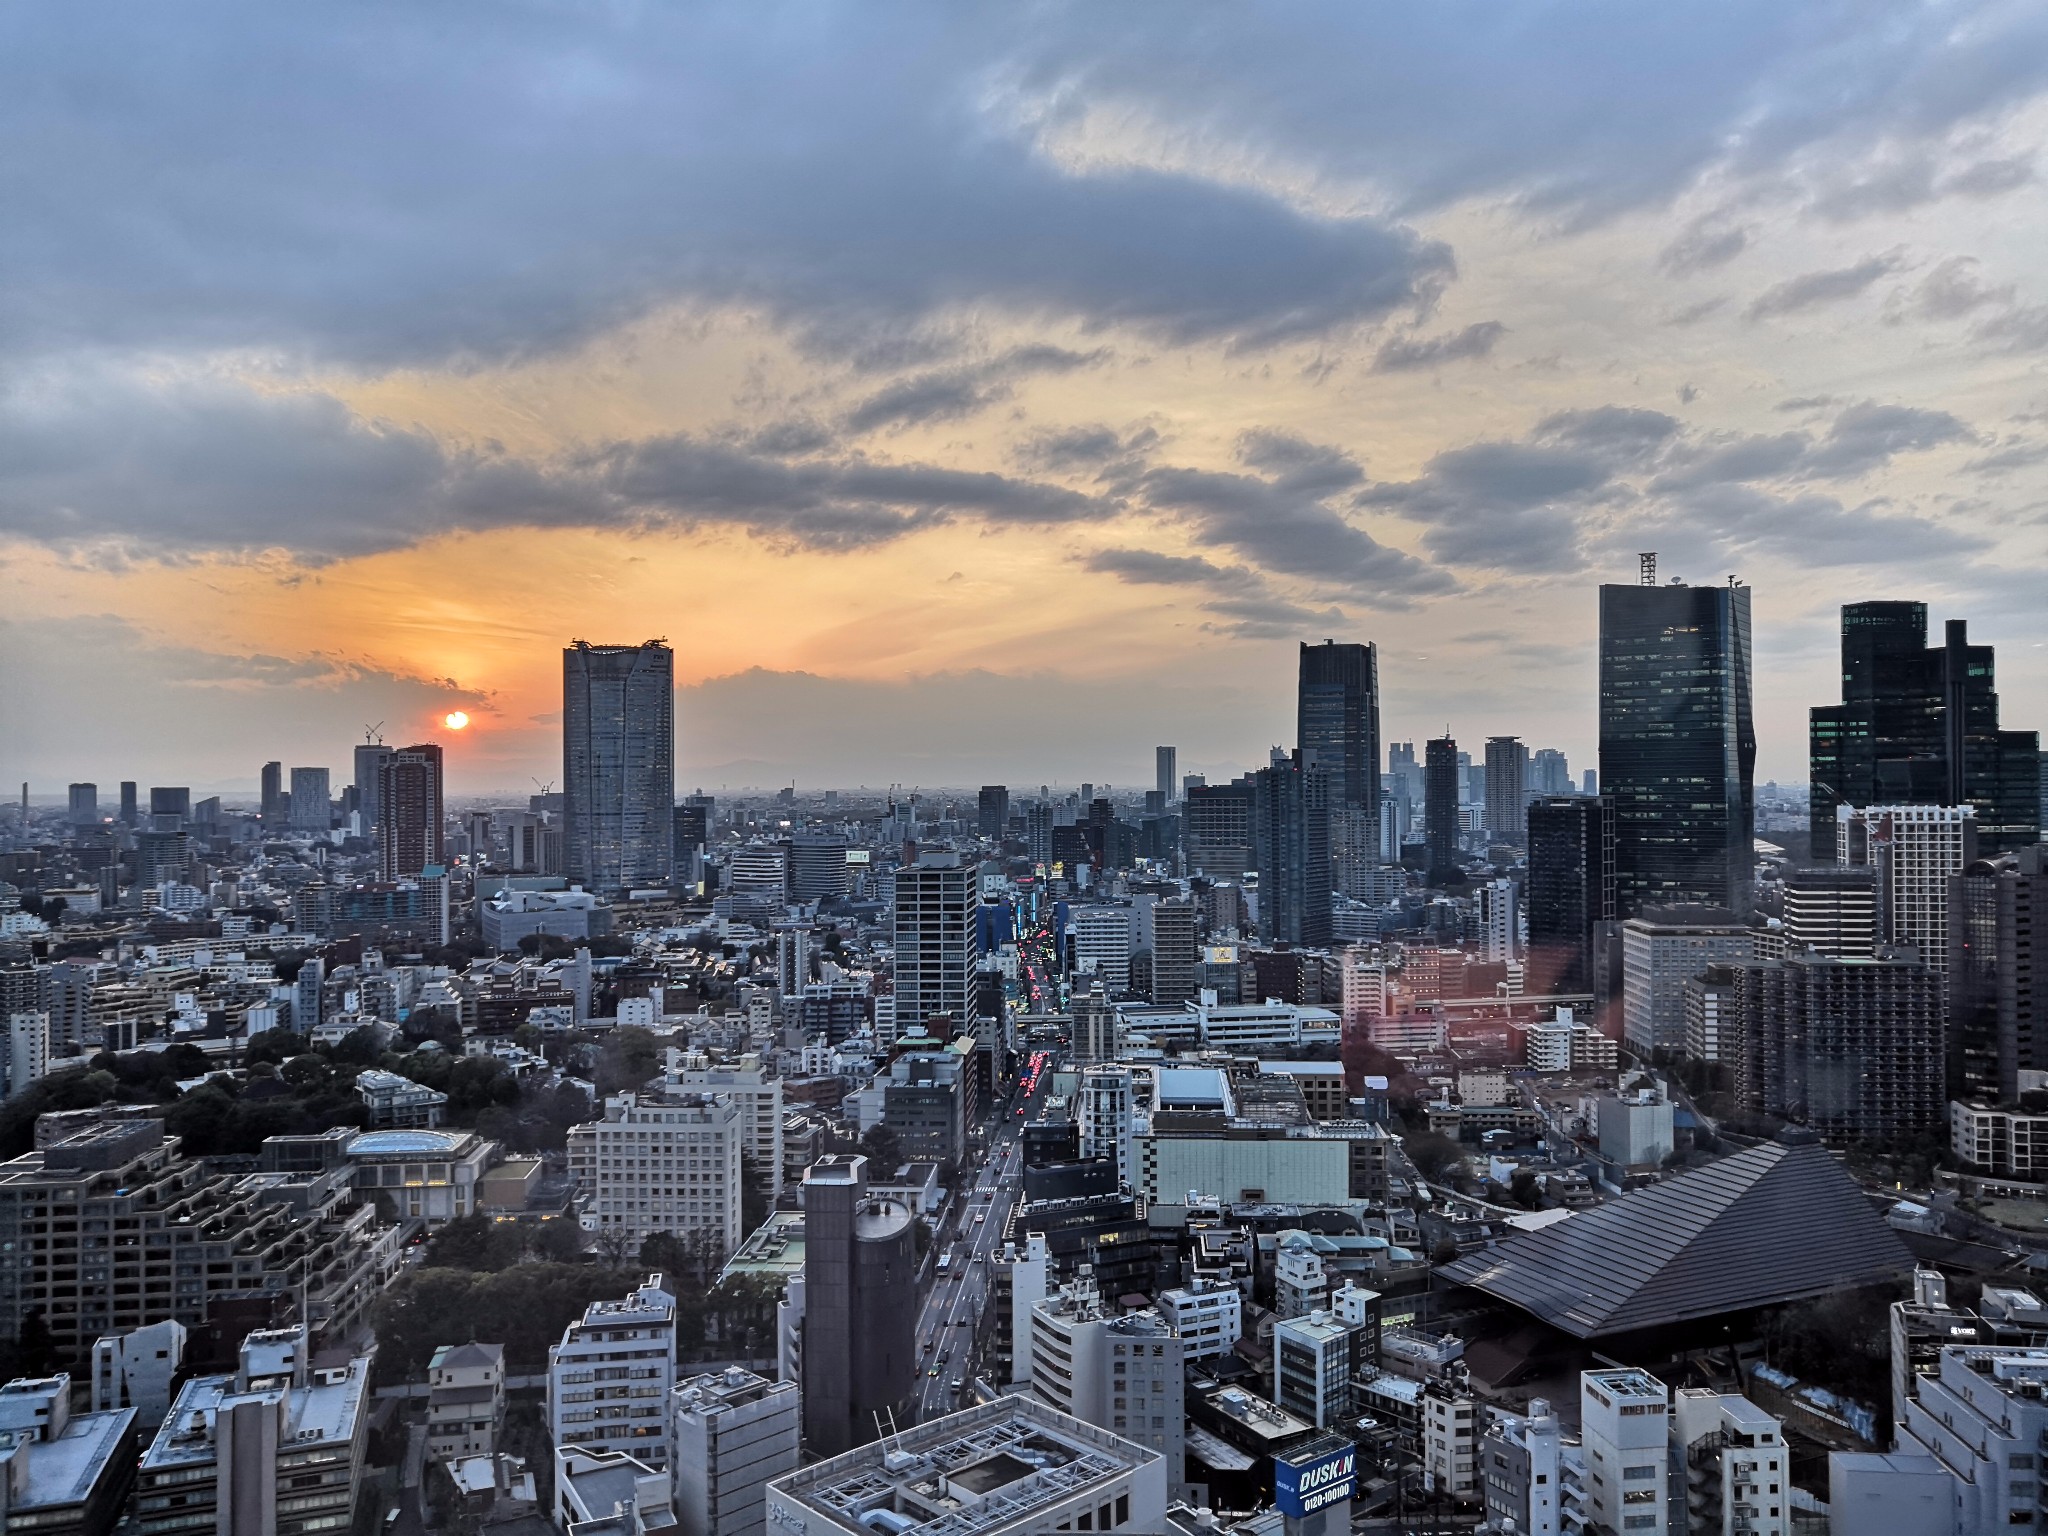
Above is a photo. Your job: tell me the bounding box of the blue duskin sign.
[1274,1441,1357,1519]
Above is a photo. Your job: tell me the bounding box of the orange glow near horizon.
[443,711,470,730]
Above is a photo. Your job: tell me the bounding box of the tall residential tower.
[563,640,676,892]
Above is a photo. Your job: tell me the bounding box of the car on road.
[949,1378,964,1392]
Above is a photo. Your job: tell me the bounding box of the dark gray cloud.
[1973,304,2048,354]
[1082,548,1245,587]
[0,368,1115,557]
[1371,321,1507,373]
[1890,257,2015,322]
[1658,221,1750,277]
[1014,424,1162,476]
[1197,594,1348,640]
[842,346,1104,434]
[1622,484,1986,570]
[1963,440,2048,475]
[1234,430,1365,496]
[1800,401,1973,476]
[1081,541,1350,639]
[1746,254,1904,319]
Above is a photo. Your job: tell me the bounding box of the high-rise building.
[8,1011,49,1096]
[563,639,676,893]
[1068,905,1132,993]
[1184,780,1256,880]
[1149,898,1200,1006]
[798,1156,917,1458]
[1525,796,1615,995]
[259,761,284,824]
[788,834,849,904]
[669,1368,800,1536]
[1297,641,1379,814]
[672,802,708,866]
[1483,736,1528,844]
[566,1090,743,1261]
[546,1276,678,1468]
[352,743,393,839]
[1599,569,1756,918]
[376,744,443,881]
[1530,748,1571,795]
[1025,1270,1186,1475]
[1024,801,1053,865]
[148,787,191,829]
[1424,736,1462,885]
[1725,950,1946,1144]
[287,768,329,831]
[1077,1064,1134,1187]
[117,782,138,827]
[1474,877,1516,963]
[1154,746,1177,805]
[1782,866,1878,958]
[977,784,1009,840]
[1621,911,1755,1056]
[893,853,978,1034]
[1810,602,2040,858]
[1949,847,2048,1104]
[1838,803,1974,968]
[1254,751,1331,947]
[66,783,97,824]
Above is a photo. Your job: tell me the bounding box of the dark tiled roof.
[1439,1142,1911,1339]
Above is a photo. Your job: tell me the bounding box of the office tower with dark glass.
[1810,602,2040,857]
[1184,780,1256,880]
[1949,847,2046,1104]
[1526,796,1615,994]
[1156,746,1178,804]
[1254,751,1331,947]
[353,742,394,839]
[259,761,285,823]
[1598,568,1756,918]
[563,640,676,893]
[288,768,330,831]
[377,744,444,880]
[978,784,1010,840]
[1297,640,1379,817]
[1424,736,1462,884]
[66,782,97,824]
[118,781,138,826]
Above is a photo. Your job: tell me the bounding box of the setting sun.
[443,711,470,730]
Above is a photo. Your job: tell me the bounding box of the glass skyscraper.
[1424,735,1462,885]
[1254,750,1331,946]
[1525,794,1615,994]
[1810,603,2040,858]
[1297,640,1380,815]
[1598,576,1756,918]
[563,639,676,893]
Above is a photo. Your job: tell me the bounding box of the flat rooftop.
[11,1408,136,1510]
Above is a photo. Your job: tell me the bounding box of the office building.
[1298,640,1379,815]
[350,742,392,842]
[1620,909,1755,1056]
[1184,780,1256,880]
[672,801,709,869]
[1157,1280,1243,1361]
[977,784,1009,840]
[287,768,329,831]
[1024,801,1054,865]
[1078,1065,1135,1188]
[1810,602,2040,858]
[1883,1346,2048,1531]
[798,1156,917,1458]
[1783,865,1878,958]
[1255,750,1331,947]
[1474,877,1516,963]
[1424,735,1462,884]
[1072,981,1116,1064]
[117,782,138,827]
[376,743,443,881]
[1483,735,1528,844]
[893,854,978,1035]
[8,1011,49,1097]
[563,639,676,893]
[566,1091,743,1262]
[257,762,283,824]
[1525,795,1615,994]
[65,783,96,825]
[666,1051,784,1189]
[136,1327,372,1536]
[146,786,190,829]
[788,834,849,904]
[1838,803,1973,968]
[90,1320,187,1432]
[670,1367,800,1536]
[766,1397,1166,1536]
[1272,1309,1365,1430]
[1149,899,1200,1006]
[1950,847,2047,1104]
[1025,1269,1187,1481]
[1479,1397,1565,1536]
[1599,568,1756,917]
[1531,747,1571,795]
[1155,746,1179,806]
[546,1276,678,1468]
[426,1342,504,1463]
[0,1372,138,1536]
[1579,1368,1671,1536]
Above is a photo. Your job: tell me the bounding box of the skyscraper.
[1526,796,1615,994]
[563,640,676,892]
[353,743,394,839]
[1483,736,1528,845]
[259,761,284,824]
[1424,736,1462,885]
[1598,568,1756,918]
[66,783,97,824]
[1950,847,2047,1103]
[1254,751,1332,947]
[977,784,1009,840]
[1184,780,1257,880]
[1530,748,1571,796]
[377,744,444,880]
[892,853,978,1034]
[1155,746,1178,805]
[288,768,330,831]
[117,781,138,827]
[799,1155,917,1458]
[1810,603,2040,857]
[1297,641,1380,816]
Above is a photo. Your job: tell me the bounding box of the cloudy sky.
[4,2,2047,796]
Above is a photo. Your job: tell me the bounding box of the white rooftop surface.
[14,1408,136,1509]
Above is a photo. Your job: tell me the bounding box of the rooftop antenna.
[363,722,385,745]
[1639,552,1657,586]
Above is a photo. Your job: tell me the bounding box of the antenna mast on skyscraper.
[1639,552,1657,586]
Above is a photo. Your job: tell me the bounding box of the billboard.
[1274,1440,1357,1519]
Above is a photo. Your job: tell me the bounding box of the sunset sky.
[4,3,2047,796]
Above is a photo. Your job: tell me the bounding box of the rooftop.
[6,1407,137,1511]
[347,1128,470,1157]
[143,1353,371,1471]
[718,1211,806,1284]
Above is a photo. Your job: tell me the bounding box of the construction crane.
[362,722,385,745]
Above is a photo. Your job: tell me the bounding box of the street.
[914,1122,1026,1419]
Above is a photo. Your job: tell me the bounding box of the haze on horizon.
[4,2,2047,793]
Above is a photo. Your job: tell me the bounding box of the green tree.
[245,1029,308,1067]
[1404,1131,1465,1184]
[859,1123,904,1176]
[1508,1168,1540,1209]
[595,1027,661,1096]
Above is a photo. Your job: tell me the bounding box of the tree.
[1403,1131,1465,1184]
[595,1027,661,1096]
[244,1029,309,1067]
[740,1152,772,1235]
[1508,1168,1541,1209]
[593,1225,638,1267]
[859,1124,904,1176]
[1429,1238,1461,1267]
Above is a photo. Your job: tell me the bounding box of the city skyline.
[5,6,2048,788]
